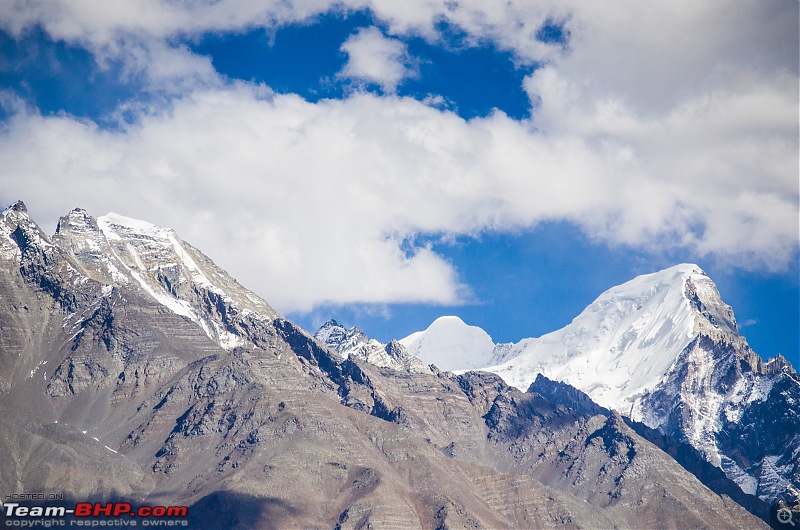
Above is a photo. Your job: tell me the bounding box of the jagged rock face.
[636,324,800,502]
[314,319,432,374]
[717,370,800,501]
[55,209,280,351]
[0,202,768,528]
[393,264,798,505]
[529,374,773,520]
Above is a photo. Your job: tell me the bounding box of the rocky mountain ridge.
[314,319,431,374]
[0,201,773,527]
[323,264,799,505]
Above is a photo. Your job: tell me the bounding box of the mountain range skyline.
[1,1,797,370]
[310,259,799,505]
[3,199,798,371]
[1,3,797,526]
[2,198,795,527]
[6,199,796,505]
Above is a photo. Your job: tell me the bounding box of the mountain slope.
[490,264,707,411]
[314,319,431,374]
[392,265,799,504]
[54,208,279,351]
[487,264,799,503]
[0,201,767,528]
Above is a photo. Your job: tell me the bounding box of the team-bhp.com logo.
[3,501,189,527]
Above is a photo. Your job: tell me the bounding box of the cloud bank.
[0,0,797,313]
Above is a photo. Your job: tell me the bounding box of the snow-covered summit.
[393,265,727,413]
[315,320,377,358]
[314,320,351,350]
[1,201,30,260]
[487,264,723,410]
[394,264,797,502]
[97,212,168,239]
[51,207,279,351]
[1,200,57,261]
[399,316,496,371]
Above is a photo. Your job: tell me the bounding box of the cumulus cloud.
[0,0,796,313]
[339,27,414,93]
[1,83,796,311]
[0,0,559,86]
[4,1,794,105]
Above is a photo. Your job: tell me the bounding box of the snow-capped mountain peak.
[314,319,359,352]
[97,212,168,239]
[399,315,496,371]
[313,320,431,374]
[488,264,717,412]
[1,200,56,261]
[393,263,797,504]
[53,208,279,351]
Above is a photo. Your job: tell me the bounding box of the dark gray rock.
[0,202,768,528]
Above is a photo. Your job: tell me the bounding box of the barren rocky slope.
[364,266,799,505]
[0,201,766,528]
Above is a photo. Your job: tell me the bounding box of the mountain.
[398,316,498,371]
[390,265,800,504]
[314,319,431,374]
[0,201,766,528]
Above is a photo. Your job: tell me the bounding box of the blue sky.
[0,1,797,366]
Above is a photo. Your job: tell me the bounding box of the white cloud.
[339,27,414,93]
[0,0,796,312]
[1,82,796,312]
[0,0,560,87]
[3,1,794,103]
